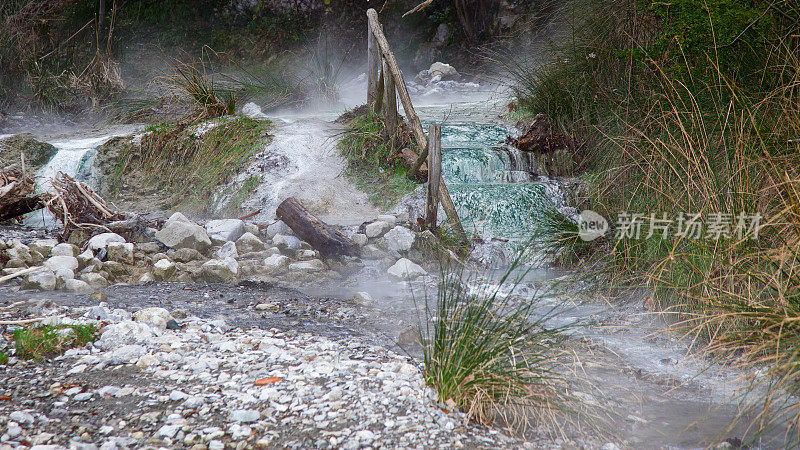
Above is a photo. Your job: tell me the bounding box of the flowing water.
[5,88,791,447]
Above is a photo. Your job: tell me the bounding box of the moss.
[114,116,271,214]
[0,352,8,365]
[13,324,98,360]
[337,108,417,210]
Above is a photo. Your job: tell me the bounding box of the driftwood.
[0,164,49,222]
[45,172,127,238]
[276,197,358,258]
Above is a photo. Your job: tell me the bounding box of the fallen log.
[276,198,358,258]
[0,163,49,222]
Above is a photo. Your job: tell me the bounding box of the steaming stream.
[4,90,789,447]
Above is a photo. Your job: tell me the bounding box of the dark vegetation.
[506,0,800,442]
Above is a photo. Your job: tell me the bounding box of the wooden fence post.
[425,124,441,229]
[383,60,397,155]
[367,19,381,109]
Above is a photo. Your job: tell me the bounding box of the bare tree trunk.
[98,0,106,53]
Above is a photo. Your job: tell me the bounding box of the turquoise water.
[437,122,557,240]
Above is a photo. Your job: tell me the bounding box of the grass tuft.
[418,258,574,432]
[13,324,97,360]
[337,107,417,210]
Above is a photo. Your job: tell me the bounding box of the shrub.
[13,324,97,360]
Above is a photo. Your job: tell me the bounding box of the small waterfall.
[435,122,565,243]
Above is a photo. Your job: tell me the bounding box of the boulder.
[166,212,191,225]
[5,243,32,264]
[235,232,266,254]
[54,268,74,288]
[44,255,79,273]
[263,254,289,273]
[272,234,301,252]
[50,243,78,257]
[80,273,109,289]
[215,241,239,260]
[155,220,212,253]
[205,219,245,243]
[170,248,203,263]
[65,279,93,293]
[384,226,415,253]
[88,233,125,251]
[266,220,290,239]
[365,221,391,238]
[135,242,162,254]
[76,249,94,270]
[23,268,56,291]
[0,134,58,171]
[351,233,368,247]
[377,214,397,226]
[133,307,174,329]
[152,259,177,281]
[387,258,427,281]
[429,62,459,80]
[28,239,58,258]
[288,259,326,273]
[97,321,154,350]
[351,291,373,306]
[200,258,238,283]
[107,242,134,264]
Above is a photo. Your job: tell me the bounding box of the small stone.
[43,255,79,272]
[272,234,301,252]
[262,254,289,273]
[170,248,203,263]
[351,233,368,246]
[165,319,180,330]
[158,425,180,439]
[387,258,427,280]
[384,226,415,253]
[64,279,92,293]
[235,232,266,254]
[80,273,109,289]
[23,268,56,291]
[266,220,290,238]
[133,307,173,329]
[351,291,373,306]
[87,233,125,251]
[51,243,77,257]
[152,258,177,281]
[229,409,260,423]
[200,258,238,283]
[169,390,189,401]
[288,259,326,273]
[205,219,245,243]
[90,290,107,301]
[215,241,238,259]
[107,242,134,264]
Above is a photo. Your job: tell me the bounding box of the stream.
[2,90,791,448]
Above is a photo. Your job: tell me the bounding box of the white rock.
[76,249,94,269]
[64,279,92,293]
[429,62,459,80]
[107,242,134,264]
[9,411,34,425]
[215,241,239,259]
[152,259,176,281]
[87,233,125,251]
[50,243,77,257]
[266,220,290,238]
[377,214,397,225]
[23,268,56,291]
[169,390,189,401]
[158,425,180,438]
[54,267,74,284]
[384,226,415,253]
[97,321,154,350]
[387,258,427,280]
[351,291,373,306]
[272,234,301,251]
[288,259,326,273]
[155,220,212,252]
[133,307,173,329]
[43,255,78,272]
[351,233,368,246]
[365,221,391,238]
[109,344,146,364]
[80,272,108,289]
[205,219,245,243]
[241,102,268,119]
[235,232,266,254]
[229,409,260,423]
[263,254,289,273]
[201,258,238,282]
[166,212,191,225]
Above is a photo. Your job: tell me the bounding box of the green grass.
[13,324,98,360]
[0,352,8,365]
[337,108,417,210]
[418,257,576,432]
[115,115,271,214]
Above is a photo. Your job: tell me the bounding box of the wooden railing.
[366,8,467,244]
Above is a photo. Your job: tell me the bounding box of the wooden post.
[383,60,397,156]
[374,64,384,115]
[425,125,441,229]
[367,18,381,109]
